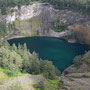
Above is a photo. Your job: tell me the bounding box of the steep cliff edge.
[0,3,90,45]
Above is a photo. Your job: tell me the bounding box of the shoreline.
[5,35,87,45]
[6,35,77,43]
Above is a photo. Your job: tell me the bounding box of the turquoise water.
[8,37,89,71]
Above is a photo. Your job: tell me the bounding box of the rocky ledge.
[0,3,90,45]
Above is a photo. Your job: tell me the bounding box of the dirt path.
[0,74,44,90]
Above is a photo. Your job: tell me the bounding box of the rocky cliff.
[0,3,90,45]
[0,3,90,90]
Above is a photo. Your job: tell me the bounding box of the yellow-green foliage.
[0,68,9,85]
[34,80,62,90]
[0,22,8,37]
[0,46,23,75]
[14,19,20,28]
[29,83,37,86]
[0,68,9,79]
[29,17,42,31]
[9,9,18,15]
[0,42,60,80]
[29,1,40,4]
[69,78,75,81]
[45,80,61,90]
[14,17,42,36]
[0,67,24,78]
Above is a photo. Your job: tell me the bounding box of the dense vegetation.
[74,50,90,68]
[0,40,61,90]
[0,0,90,15]
[0,23,7,37]
[0,41,60,79]
[34,79,62,90]
[43,0,90,13]
[51,16,67,32]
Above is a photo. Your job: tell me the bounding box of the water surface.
[8,37,89,71]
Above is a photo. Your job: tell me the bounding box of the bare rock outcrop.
[0,3,90,45]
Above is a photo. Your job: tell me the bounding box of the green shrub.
[73,51,90,68]
[1,7,7,15]
[82,74,90,78]
[0,0,90,14]
[54,24,67,32]
[0,22,8,36]
[34,79,62,90]
[40,60,57,80]
[45,80,62,90]
[0,42,60,79]
[34,79,46,89]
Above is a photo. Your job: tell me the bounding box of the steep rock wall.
[0,3,90,45]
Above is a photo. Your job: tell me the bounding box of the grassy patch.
[0,68,10,79]
[29,1,40,5]
[14,1,40,6]
[0,67,24,78]
[29,83,37,86]
[69,78,75,81]
[54,25,67,32]
[82,74,90,78]
[45,80,62,90]
[34,79,62,90]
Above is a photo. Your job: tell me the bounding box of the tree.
[40,60,56,79]
[0,46,23,73]
[29,52,40,74]
[0,42,60,79]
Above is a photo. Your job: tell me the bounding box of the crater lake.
[8,37,89,71]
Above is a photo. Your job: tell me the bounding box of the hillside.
[61,72,90,90]
[0,3,90,45]
[0,68,45,90]
[0,0,90,90]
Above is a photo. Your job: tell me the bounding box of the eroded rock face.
[0,3,58,38]
[68,24,90,45]
[64,51,90,74]
[64,64,90,74]
[5,3,55,24]
[0,3,90,45]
